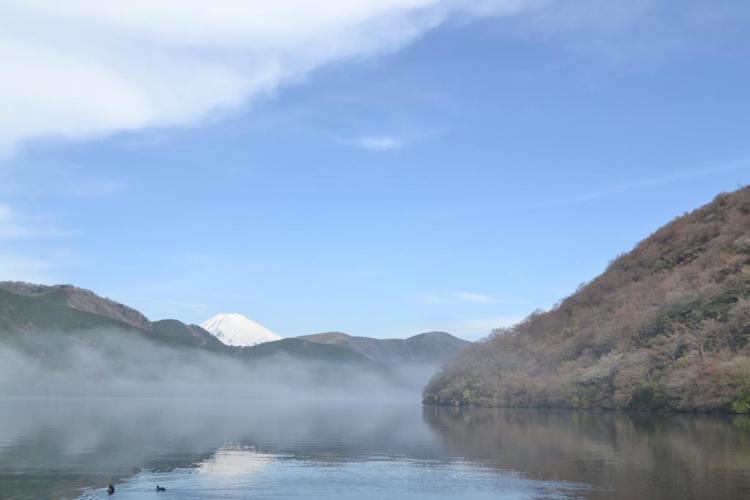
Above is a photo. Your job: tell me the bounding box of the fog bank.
[0,328,436,400]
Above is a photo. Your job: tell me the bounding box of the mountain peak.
[407,331,459,341]
[200,313,281,347]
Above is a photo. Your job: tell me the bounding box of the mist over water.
[0,398,576,500]
[1,396,749,499]
[0,329,434,400]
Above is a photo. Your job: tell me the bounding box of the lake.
[0,398,748,499]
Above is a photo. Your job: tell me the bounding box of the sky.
[1,0,749,339]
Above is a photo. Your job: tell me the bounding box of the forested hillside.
[424,187,750,412]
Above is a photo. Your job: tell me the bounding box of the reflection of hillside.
[0,399,438,498]
[423,407,750,500]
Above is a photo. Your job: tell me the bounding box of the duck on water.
[105,483,166,494]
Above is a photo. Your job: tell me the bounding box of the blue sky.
[1,1,749,339]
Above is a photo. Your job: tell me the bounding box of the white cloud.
[417,290,511,304]
[347,135,407,152]
[0,0,545,155]
[337,127,447,152]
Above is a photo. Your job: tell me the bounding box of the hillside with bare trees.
[424,187,750,412]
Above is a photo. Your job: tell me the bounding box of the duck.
[156,485,166,492]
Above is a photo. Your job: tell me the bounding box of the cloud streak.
[417,290,515,305]
[575,159,750,203]
[345,135,408,152]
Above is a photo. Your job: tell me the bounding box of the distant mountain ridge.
[299,331,470,366]
[237,337,375,364]
[0,282,469,384]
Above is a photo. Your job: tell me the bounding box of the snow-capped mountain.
[200,313,281,347]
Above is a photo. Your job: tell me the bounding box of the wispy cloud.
[416,290,515,305]
[344,135,407,152]
[575,160,750,203]
[338,127,448,152]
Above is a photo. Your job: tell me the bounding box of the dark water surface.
[0,398,748,499]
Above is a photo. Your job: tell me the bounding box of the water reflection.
[423,407,750,500]
[0,399,426,495]
[0,399,748,499]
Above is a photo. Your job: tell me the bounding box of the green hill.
[424,187,750,413]
[0,282,151,330]
[0,283,235,357]
[299,331,469,366]
[237,337,374,365]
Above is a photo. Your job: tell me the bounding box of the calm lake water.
[0,398,749,499]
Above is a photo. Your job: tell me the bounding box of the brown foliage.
[424,187,750,412]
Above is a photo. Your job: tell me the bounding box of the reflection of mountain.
[423,406,750,500]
